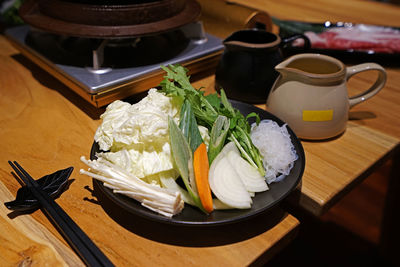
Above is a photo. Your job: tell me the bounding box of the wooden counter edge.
[250,213,300,266]
[292,129,400,217]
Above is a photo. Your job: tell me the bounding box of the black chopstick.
[8,161,114,267]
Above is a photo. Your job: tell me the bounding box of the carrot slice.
[193,143,214,213]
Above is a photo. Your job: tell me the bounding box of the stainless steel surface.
[5,22,223,94]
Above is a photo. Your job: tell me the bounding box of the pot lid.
[19,0,201,38]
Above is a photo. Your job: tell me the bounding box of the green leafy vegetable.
[272,17,327,36]
[1,0,25,26]
[179,100,204,153]
[168,116,205,213]
[160,65,219,127]
[159,64,265,176]
[208,115,230,164]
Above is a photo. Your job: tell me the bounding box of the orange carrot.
[193,143,214,213]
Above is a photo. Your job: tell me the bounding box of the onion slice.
[209,145,252,209]
[226,150,269,193]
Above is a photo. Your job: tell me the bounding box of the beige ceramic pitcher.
[267,53,387,140]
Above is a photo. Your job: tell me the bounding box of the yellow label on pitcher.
[302,110,333,121]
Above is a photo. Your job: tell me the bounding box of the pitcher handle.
[346,63,387,108]
[281,34,311,49]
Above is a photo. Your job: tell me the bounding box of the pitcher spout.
[274,53,346,81]
[274,60,291,74]
[274,59,300,78]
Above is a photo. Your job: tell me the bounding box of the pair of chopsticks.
[8,161,114,267]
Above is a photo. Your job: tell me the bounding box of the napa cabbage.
[92,88,209,187]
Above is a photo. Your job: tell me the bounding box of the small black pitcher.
[215,29,310,103]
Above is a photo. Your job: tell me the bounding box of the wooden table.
[226,0,400,263]
[0,36,300,266]
[202,0,400,216]
[0,28,299,267]
[1,0,400,266]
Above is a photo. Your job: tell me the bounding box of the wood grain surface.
[0,181,83,266]
[299,123,398,215]
[0,35,299,266]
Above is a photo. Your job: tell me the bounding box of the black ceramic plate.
[90,100,305,227]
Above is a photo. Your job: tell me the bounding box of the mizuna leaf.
[159,65,265,176]
[5,167,73,212]
[179,100,204,153]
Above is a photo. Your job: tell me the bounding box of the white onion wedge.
[226,150,269,193]
[213,198,234,210]
[220,141,239,155]
[209,148,252,209]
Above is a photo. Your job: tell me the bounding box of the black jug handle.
[281,34,311,50]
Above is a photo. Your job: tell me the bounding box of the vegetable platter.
[81,65,305,226]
